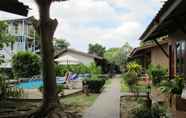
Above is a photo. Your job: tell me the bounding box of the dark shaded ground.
[0,100,83,118]
[0,100,39,118]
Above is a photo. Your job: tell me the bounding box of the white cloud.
[0,0,163,51]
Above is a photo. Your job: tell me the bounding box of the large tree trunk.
[29,1,79,118]
[28,1,63,118]
[39,1,58,109]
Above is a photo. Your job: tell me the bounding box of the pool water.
[16,78,65,89]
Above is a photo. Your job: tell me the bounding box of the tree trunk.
[28,1,63,118]
[29,1,80,118]
[39,2,58,109]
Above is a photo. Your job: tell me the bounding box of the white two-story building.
[0,17,39,68]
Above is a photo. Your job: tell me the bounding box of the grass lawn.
[104,79,112,88]
[121,80,149,93]
[61,93,98,112]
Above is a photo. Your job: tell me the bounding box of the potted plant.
[160,76,186,111]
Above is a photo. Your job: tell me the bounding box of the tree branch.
[30,17,40,35]
[48,19,58,39]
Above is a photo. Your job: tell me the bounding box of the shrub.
[127,62,141,73]
[160,76,184,95]
[147,65,167,85]
[130,104,168,118]
[123,72,138,92]
[12,51,40,78]
[56,62,102,76]
[83,77,105,93]
[0,68,14,79]
[39,84,64,94]
[88,62,102,75]
[55,64,90,76]
[0,74,23,99]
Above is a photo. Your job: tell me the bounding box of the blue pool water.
[16,78,65,89]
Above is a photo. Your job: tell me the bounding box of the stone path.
[83,78,120,118]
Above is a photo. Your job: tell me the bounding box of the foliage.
[12,51,40,78]
[54,38,70,50]
[0,21,21,99]
[160,76,184,95]
[123,72,138,92]
[39,84,64,94]
[88,43,106,57]
[104,42,132,72]
[104,48,119,63]
[88,62,102,75]
[55,64,90,76]
[0,21,15,49]
[0,75,23,99]
[127,62,142,73]
[83,77,105,93]
[121,81,148,93]
[0,21,15,64]
[147,65,167,85]
[56,62,101,77]
[0,68,14,80]
[130,103,168,118]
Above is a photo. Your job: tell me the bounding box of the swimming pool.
[16,78,65,89]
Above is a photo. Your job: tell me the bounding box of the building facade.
[0,17,39,68]
[129,39,169,70]
[55,48,103,65]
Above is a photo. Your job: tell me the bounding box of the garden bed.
[120,96,171,118]
[120,97,145,118]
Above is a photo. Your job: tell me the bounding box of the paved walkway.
[83,78,120,118]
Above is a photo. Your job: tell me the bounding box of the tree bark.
[29,1,60,117]
[28,1,79,118]
[39,2,58,108]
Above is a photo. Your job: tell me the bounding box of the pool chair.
[69,74,78,81]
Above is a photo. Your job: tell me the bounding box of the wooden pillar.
[169,41,176,79]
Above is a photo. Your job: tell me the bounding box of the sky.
[0,0,164,52]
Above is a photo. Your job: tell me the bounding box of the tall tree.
[88,43,106,57]
[114,42,132,71]
[29,0,68,117]
[54,38,69,50]
[104,42,132,72]
[104,48,119,63]
[0,21,15,99]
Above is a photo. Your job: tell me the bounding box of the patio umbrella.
[55,55,81,65]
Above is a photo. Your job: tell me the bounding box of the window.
[176,40,186,75]
[11,42,13,50]
[14,23,18,34]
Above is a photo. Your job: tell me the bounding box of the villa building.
[0,17,39,68]
[129,38,169,70]
[55,48,103,65]
[138,0,186,116]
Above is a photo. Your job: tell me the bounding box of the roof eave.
[0,0,29,16]
[140,0,183,42]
